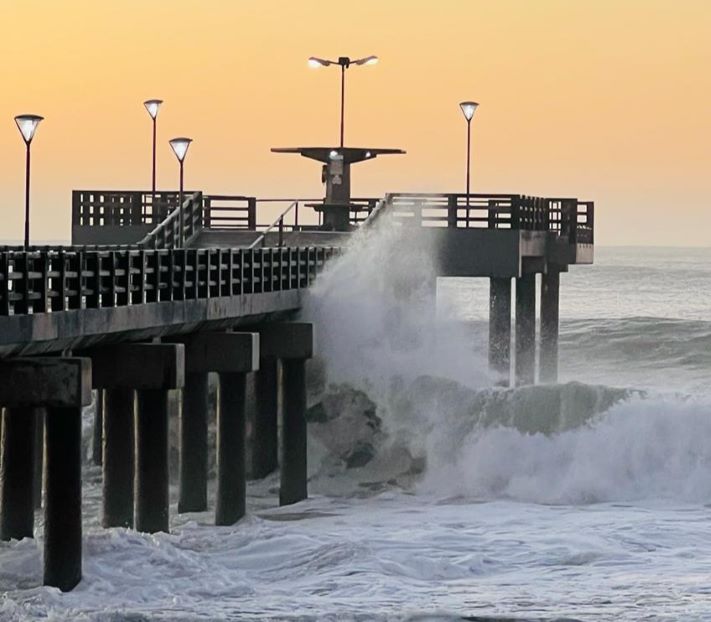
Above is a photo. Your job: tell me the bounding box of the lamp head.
[144,99,163,120]
[459,101,479,122]
[308,56,333,68]
[169,137,192,162]
[353,55,378,66]
[14,114,44,144]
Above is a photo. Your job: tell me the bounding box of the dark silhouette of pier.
[0,179,593,592]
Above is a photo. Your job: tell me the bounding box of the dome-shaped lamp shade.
[169,137,192,162]
[15,114,44,144]
[459,101,479,121]
[144,99,163,119]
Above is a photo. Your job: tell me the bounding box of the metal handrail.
[138,191,202,249]
[360,197,390,228]
[248,201,299,249]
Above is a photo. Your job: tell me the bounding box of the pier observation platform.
[0,185,593,592]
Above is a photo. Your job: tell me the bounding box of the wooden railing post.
[84,252,100,308]
[71,192,82,227]
[561,199,575,242]
[247,197,257,230]
[448,195,458,228]
[38,251,49,314]
[102,252,116,308]
[511,196,521,229]
[116,252,129,306]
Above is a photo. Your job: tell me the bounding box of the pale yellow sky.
[0,0,709,245]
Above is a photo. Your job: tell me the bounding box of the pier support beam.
[169,331,259,525]
[515,274,537,386]
[0,407,36,541]
[102,388,134,528]
[135,389,171,533]
[33,409,44,510]
[540,269,561,383]
[280,359,307,506]
[84,344,184,534]
[45,405,83,592]
[488,277,511,382]
[92,390,103,466]
[0,357,91,592]
[179,372,209,513]
[251,359,279,479]
[258,323,314,506]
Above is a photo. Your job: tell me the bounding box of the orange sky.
[0,0,709,245]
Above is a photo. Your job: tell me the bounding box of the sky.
[0,0,709,246]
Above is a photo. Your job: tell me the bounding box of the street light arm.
[352,55,378,66]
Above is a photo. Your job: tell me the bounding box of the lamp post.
[459,101,479,223]
[169,137,192,245]
[308,55,378,148]
[14,114,44,250]
[144,99,163,207]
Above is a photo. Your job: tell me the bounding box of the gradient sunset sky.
[1,0,709,245]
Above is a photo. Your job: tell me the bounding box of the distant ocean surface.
[3,245,711,621]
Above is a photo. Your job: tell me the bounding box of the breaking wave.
[301,216,711,506]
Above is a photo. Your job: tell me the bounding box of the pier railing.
[370,193,594,244]
[72,190,190,227]
[70,190,594,245]
[0,246,336,317]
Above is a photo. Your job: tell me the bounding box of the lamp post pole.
[308,55,378,148]
[24,141,31,249]
[14,115,43,250]
[144,100,163,212]
[459,101,479,226]
[340,62,346,148]
[178,159,184,242]
[152,116,157,199]
[169,137,192,247]
[466,116,472,211]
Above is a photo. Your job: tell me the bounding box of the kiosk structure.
[271,146,404,231]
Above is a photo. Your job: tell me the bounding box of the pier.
[0,181,593,591]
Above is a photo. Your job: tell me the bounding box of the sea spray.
[302,213,494,391]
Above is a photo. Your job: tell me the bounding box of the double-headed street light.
[459,101,479,219]
[169,137,192,244]
[308,55,378,148]
[144,99,163,204]
[14,114,44,249]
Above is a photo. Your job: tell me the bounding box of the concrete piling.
[102,387,134,528]
[179,372,209,513]
[489,277,512,381]
[0,407,36,541]
[135,389,170,533]
[0,358,92,591]
[44,406,83,591]
[84,343,184,534]
[170,331,258,525]
[252,358,279,479]
[258,323,314,506]
[280,359,308,506]
[540,269,561,383]
[216,372,247,525]
[92,390,103,466]
[33,408,44,510]
[515,273,536,386]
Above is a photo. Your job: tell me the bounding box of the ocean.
[2,238,711,621]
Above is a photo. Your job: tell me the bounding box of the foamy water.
[3,235,711,620]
